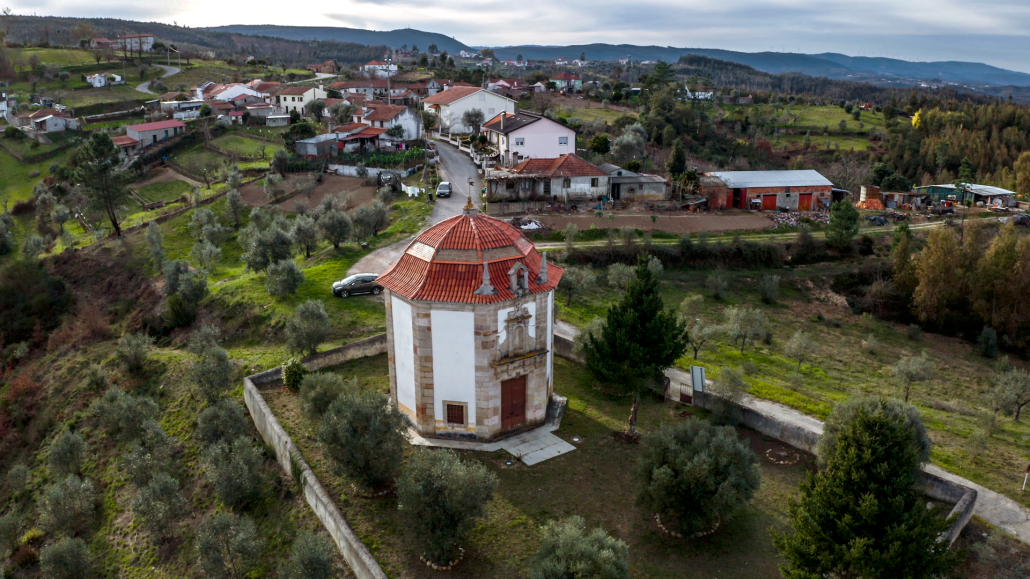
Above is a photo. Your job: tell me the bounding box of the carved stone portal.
[499,304,534,358]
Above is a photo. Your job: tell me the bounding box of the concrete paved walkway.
[557,322,1030,544]
[409,424,576,466]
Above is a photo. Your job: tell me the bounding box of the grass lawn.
[265,354,810,579]
[135,180,192,204]
[9,47,97,66]
[554,250,1030,510]
[0,130,81,157]
[774,133,876,151]
[83,116,146,130]
[63,83,151,107]
[211,133,283,158]
[172,145,228,169]
[239,125,289,140]
[0,148,68,206]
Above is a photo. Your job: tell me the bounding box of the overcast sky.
[14,0,1030,73]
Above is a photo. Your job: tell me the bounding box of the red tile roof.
[421,86,485,106]
[278,86,315,96]
[377,212,563,304]
[512,154,606,178]
[363,104,406,121]
[551,72,581,81]
[126,119,186,132]
[112,136,139,147]
[365,60,390,66]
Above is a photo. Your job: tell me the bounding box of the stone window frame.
[443,400,468,426]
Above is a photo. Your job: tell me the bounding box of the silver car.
[436,182,451,198]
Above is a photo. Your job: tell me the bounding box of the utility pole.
[387,57,392,106]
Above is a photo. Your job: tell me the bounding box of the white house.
[116,33,155,52]
[554,58,569,66]
[353,104,421,141]
[572,59,588,67]
[276,85,328,116]
[618,57,630,65]
[481,111,576,167]
[421,87,516,134]
[458,50,479,59]
[362,60,398,79]
[86,74,107,88]
[266,115,290,127]
[126,119,186,147]
[31,114,79,133]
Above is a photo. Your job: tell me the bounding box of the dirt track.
[239,173,377,213]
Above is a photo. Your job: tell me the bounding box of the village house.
[126,119,186,147]
[421,87,516,134]
[85,73,123,88]
[362,60,398,78]
[485,154,609,203]
[276,85,328,116]
[89,38,114,49]
[549,72,582,92]
[554,58,569,66]
[618,57,630,65]
[914,183,1016,207]
[245,79,281,94]
[293,122,387,157]
[701,170,833,211]
[111,135,140,158]
[597,163,668,202]
[197,82,266,104]
[458,50,479,59]
[115,33,155,52]
[160,98,204,120]
[29,108,79,133]
[376,208,564,442]
[352,103,421,141]
[481,111,576,166]
[266,114,290,127]
[305,60,340,74]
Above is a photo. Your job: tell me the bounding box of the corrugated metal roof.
[705,170,832,189]
[916,183,1016,197]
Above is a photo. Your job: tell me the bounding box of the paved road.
[348,139,482,276]
[287,72,338,85]
[556,320,1030,546]
[136,64,181,95]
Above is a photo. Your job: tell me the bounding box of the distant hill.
[489,43,1030,87]
[207,25,469,55]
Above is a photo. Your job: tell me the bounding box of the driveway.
[137,64,181,95]
[348,139,483,276]
[287,72,338,85]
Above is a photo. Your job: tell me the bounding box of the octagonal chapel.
[376,204,565,442]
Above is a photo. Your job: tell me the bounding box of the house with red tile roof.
[485,154,608,203]
[276,85,327,116]
[126,119,186,147]
[361,60,398,78]
[305,60,340,74]
[351,103,421,141]
[421,87,516,135]
[481,111,576,166]
[549,72,582,92]
[376,206,564,441]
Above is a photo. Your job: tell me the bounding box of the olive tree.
[49,430,85,476]
[606,263,634,291]
[529,516,630,579]
[277,531,336,579]
[39,537,91,579]
[318,390,408,492]
[40,475,97,535]
[188,326,235,403]
[91,388,159,442]
[202,437,264,509]
[197,400,251,448]
[299,373,353,420]
[291,214,320,257]
[117,332,153,375]
[266,259,305,298]
[286,300,331,355]
[397,449,498,566]
[131,471,186,539]
[724,306,765,353]
[558,266,597,307]
[784,330,813,376]
[146,221,165,268]
[892,352,934,403]
[196,512,260,579]
[637,421,761,535]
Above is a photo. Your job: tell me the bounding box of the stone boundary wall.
[243,377,388,579]
[242,334,392,579]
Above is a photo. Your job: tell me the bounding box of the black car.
[332,273,383,297]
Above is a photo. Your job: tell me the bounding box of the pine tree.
[665,140,686,176]
[583,255,688,433]
[75,132,131,237]
[775,397,955,579]
[825,199,859,251]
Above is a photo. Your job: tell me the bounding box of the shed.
[703,170,833,211]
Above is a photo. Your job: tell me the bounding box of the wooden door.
[798,193,813,211]
[762,194,777,211]
[732,188,743,208]
[501,376,527,431]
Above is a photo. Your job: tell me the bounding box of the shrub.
[5,464,29,495]
[529,516,630,579]
[285,300,331,356]
[317,390,408,492]
[758,274,780,304]
[202,437,264,509]
[83,364,108,391]
[277,531,336,579]
[131,471,186,538]
[197,400,250,448]
[48,430,85,476]
[40,475,96,535]
[741,360,759,376]
[196,513,259,579]
[266,259,305,298]
[39,538,90,579]
[861,333,879,355]
[163,294,196,328]
[706,273,727,300]
[858,234,874,255]
[978,326,998,358]
[299,373,352,420]
[907,324,922,341]
[91,388,159,441]
[397,449,498,565]
[282,358,307,392]
[638,421,761,534]
[0,512,20,557]
[606,263,634,291]
[117,333,153,376]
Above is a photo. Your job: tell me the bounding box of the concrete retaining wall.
[249,334,389,387]
[243,377,387,579]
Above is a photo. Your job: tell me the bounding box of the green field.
[135,180,192,204]
[9,47,97,67]
[0,130,80,158]
[211,133,283,158]
[775,132,876,151]
[559,106,636,124]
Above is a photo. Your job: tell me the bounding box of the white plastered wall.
[391,295,416,417]
[430,309,477,432]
